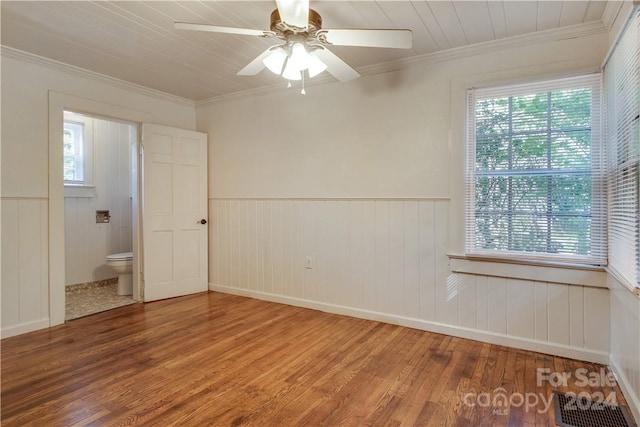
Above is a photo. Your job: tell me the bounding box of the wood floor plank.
[1,292,635,426]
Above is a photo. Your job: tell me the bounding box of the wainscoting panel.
[209,198,610,363]
[609,275,640,422]
[1,198,50,337]
[210,199,449,317]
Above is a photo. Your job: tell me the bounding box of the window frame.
[465,74,606,265]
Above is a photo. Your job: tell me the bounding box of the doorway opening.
[62,110,140,320]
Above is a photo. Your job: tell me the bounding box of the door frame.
[48,92,152,326]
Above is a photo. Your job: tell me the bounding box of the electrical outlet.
[305,256,313,269]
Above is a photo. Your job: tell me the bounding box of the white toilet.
[106,252,133,295]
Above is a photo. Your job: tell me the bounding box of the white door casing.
[142,124,208,301]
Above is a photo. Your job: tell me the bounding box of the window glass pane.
[476,98,509,135]
[511,93,548,132]
[63,157,76,181]
[512,133,547,169]
[475,175,513,250]
[550,215,591,255]
[475,176,508,212]
[63,129,74,156]
[550,175,591,214]
[510,176,547,213]
[550,130,591,169]
[475,136,509,171]
[510,214,549,252]
[550,88,591,129]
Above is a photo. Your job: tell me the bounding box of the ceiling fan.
[174,0,412,88]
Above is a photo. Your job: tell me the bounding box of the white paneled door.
[142,124,208,301]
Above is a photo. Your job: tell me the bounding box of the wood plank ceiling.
[0,1,609,101]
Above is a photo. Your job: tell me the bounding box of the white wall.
[199,31,613,363]
[199,63,450,199]
[610,276,640,421]
[1,50,196,337]
[64,114,134,286]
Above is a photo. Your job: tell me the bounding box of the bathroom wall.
[63,113,134,285]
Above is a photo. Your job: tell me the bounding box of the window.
[605,9,640,292]
[466,74,606,264]
[63,121,85,184]
[63,112,93,189]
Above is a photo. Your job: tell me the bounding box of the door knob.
[199,219,207,224]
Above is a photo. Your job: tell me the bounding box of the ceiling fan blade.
[237,48,275,76]
[318,29,413,49]
[175,22,273,37]
[275,0,309,29]
[313,48,360,82]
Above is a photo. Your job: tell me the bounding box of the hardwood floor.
[1,292,632,426]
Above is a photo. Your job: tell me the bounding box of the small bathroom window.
[63,120,85,184]
[63,111,94,188]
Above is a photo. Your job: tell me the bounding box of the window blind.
[466,74,606,264]
[605,9,640,291]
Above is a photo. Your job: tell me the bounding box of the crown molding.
[196,20,608,106]
[360,20,608,77]
[1,45,195,108]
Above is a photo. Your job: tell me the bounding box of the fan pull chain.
[301,71,306,95]
[287,81,292,89]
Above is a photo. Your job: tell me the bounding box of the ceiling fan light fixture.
[176,2,412,87]
[307,53,327,78]
[263,47,288,75]
[287,42,311,71]
[281,60,302,81]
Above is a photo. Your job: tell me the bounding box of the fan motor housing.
[270,8,322,34]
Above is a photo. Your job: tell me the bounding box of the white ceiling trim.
[362,20,607,75]
[1,46,195,108]
[196,19,608,106]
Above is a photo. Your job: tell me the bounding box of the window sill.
[64,185,95,198]
[447,253,607,288]
[606,267,640,298]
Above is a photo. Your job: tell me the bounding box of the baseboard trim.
[209,284,609,364]
[1,318,50,339]
[610,356,640,423]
